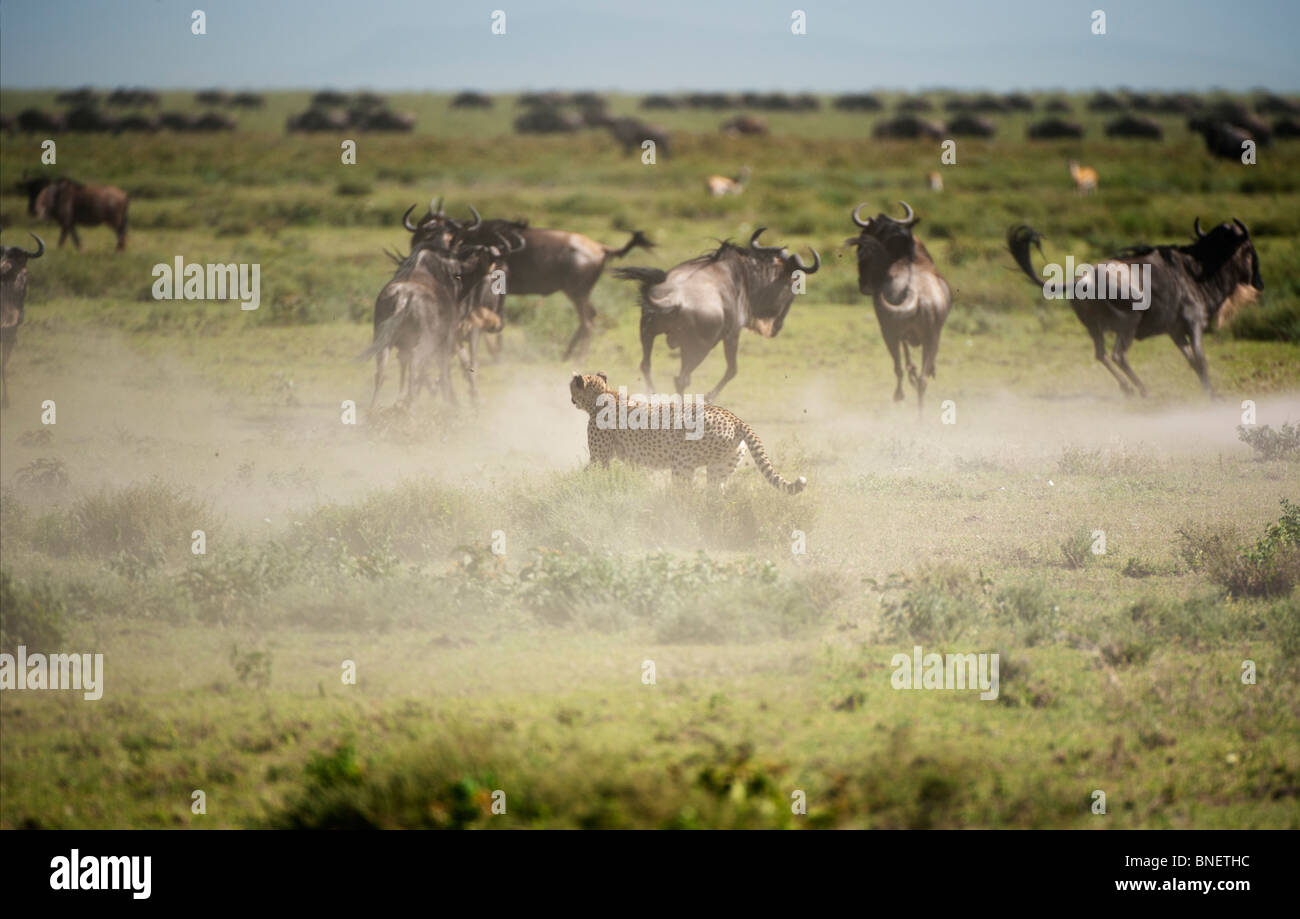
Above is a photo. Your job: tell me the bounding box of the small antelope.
[705,165,751,197]
[1068,160,1099,195]
[927,171,943,192]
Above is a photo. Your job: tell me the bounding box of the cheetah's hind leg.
[707,449,742,489]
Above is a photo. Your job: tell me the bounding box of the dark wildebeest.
[55,87,98,106]
[196,89,231,106]
[595,115,671,157]
[1087,92,1126,112]
[107,87,160,107]
[1006,219,1264,397]
[1196,103,1272,146]
[64,105,121,133]
[231,92,265,109]
[616,228,820,401]
[451,91,494,108]
[1256,94,1300,115]
[641,94,681,110]
[348,107,415,132]
[1003,93,1035,111]
[1028,118,1085,139]
[396,205,528,401]
[514,107,583,134]
[451,228,526,402]
[1105,115,1164,140]
[721,115,768,136]
[407,199,654,359]
[846,202,953,412]
[1274,118,1300,139]
[194,112,237,132]
[1190,118,1255,159]
[0,233,45,410]
[946,114,997,137]
[286,108,349,133]
[0,114,13,136]
[362,229,506,409]
[117,113,161,133]
[873,116,945,140]
[1044,98,1072,113]
[20,177,129,251]
[896,96,934,112]
[159,112,199,132]
[17,108,64,133]
[312,90,349,107]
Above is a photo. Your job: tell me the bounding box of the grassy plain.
[0,91,1297,828]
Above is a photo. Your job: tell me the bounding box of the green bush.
[0,571,67,653]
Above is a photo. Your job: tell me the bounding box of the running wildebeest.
[362,228,507,409]
[397,205,527,402]
[1006,218,1264,397]
[846,202,952,412]
[406,199,654,359]
[0,233,45,410]
[19,177,129,251]
[616,228,820,401]
[452,228,526,403]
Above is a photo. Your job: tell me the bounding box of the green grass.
[1,91,1298,828]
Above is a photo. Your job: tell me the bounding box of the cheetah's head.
[570,371,611,412]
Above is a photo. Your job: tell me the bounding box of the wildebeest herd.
[344,194,1261,419]
[0,90,1277,489]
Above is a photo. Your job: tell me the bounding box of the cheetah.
[569,372,806,493]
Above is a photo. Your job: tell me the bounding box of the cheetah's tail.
[738,422,806,494]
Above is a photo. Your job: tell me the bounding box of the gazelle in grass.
[1068,159,1099,194]
[705,165,751,197]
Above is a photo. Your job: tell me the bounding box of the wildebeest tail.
[613,266,667,286]
[615,266,680,315]
[1006,225,1046,286]
[738,420,806,494]
[356,295,409,361]
[607,230,654,258]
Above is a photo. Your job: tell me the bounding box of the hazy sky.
[2,0,1297,92]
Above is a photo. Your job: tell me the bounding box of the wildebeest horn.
[464,205,482,231]
[429,195,444,216]
[25,234,46,259]
[508,230,526,252]
[1233,218,1249,236]
[750,227,784,252]
[791,247,820,274]
[402,204,419,232]
[851,204,872,228]
[1194,217,1206,239]
[895,200,916,226]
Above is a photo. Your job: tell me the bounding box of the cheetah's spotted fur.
[570,372,806,493]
